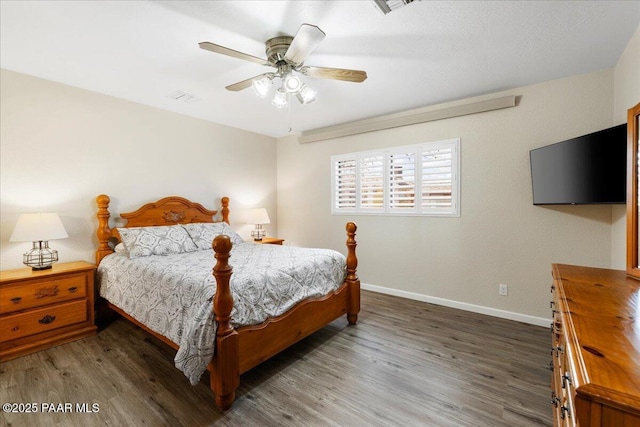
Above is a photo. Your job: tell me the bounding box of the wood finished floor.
[1,291,552,427]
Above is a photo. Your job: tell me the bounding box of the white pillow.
[118,225,198,258]
[182,222,244,250]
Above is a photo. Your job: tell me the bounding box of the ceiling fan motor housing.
[266,36,295,66]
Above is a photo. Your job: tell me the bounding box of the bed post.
[210,234,239,411]
[345,222,360,325]
[221,197,230,224]
[96,194,114,265]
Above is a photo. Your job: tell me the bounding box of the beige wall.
[276,70,615,323]
[0,69,277,270]
[611,24,640,269]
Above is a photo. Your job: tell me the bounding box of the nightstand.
[0,261,97,361]
[255,237,284,245]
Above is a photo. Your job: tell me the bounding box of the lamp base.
[251,225,266,241]
[23,241,58,271]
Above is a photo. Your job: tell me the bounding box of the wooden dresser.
[550,264,640,426]
[0,261,97,361]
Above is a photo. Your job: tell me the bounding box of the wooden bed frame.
[95,194,360,410]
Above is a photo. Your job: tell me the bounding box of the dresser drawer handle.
[38,315,56,324]
[562,372,572,388]
[10,297,22,304]
[560,404,572,420]
[68,286,78,293]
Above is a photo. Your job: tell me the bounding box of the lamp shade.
[10,213,69,242]
[246,208,271,225]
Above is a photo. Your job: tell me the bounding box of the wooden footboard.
[95,195,359,411]
[209,222,360,410]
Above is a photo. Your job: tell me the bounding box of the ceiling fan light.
[283,74,302,94]
[272,88,288,108]
[296,84,317,104]
[252,75,272,98]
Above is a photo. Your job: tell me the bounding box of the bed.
[95,195,360,410]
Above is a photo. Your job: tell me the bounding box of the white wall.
[276,69,615,322]
[0,69,277,270]
[611,24,640,269]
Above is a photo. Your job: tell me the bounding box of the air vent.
[166,90,201,104]
[371,0,419,15]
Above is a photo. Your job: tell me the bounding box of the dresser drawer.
[0,274,86,314]
[0,299,87,343]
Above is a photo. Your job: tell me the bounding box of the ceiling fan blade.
[225,73,272,92]
[299,66,367,83]
[199,42,271,67]
[284,24,326,65]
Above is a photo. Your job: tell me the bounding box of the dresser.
[0,261,97,361]
[550,264,640,426]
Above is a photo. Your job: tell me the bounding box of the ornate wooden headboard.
[96,195,230,264]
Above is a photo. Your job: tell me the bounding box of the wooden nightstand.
[0,261,97,361]
[254,237,284,245]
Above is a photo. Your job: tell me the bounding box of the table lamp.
[246,208,270,241]
[10,213,69,270]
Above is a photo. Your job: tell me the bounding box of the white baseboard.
[361,282,551,328]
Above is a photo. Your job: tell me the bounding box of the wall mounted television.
[529,124,627,205]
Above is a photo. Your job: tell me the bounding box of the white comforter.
[97,241,346,384]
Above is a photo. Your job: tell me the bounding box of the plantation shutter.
[359,154,384,209]
[388,151,416,210]
[421,146,453,210]
[332,138,459,217]
[334,158,357,210]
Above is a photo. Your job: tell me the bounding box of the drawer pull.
[68,286,78,293]
[38,315,56,324]
[550,392,560,407]
[560,404,572,419]
[10,297,22,304]
[562,372,572,388]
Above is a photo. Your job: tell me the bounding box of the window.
[331,139,459,217]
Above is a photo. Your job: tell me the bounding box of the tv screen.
[530,124,627,205]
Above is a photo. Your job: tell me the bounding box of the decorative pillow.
[182,222,244,250]
[118,225,198,258]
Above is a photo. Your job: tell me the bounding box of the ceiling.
[1,1,638,138]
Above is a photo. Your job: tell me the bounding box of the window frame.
[331,138,460,217]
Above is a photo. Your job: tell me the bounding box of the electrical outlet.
[499,284,508,296]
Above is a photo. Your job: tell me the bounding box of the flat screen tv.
[529,124,627,205]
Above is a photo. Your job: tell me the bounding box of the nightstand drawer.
[0,299,87,343]
[0,275,86,314]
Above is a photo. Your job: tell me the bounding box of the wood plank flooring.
[1,291,552,426]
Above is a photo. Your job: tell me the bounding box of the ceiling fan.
[199,24,367,106]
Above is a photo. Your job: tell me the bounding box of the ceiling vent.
[166,90,201,104]
[371,0,420,15]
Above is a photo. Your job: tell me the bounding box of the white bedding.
[97,241,346,384]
